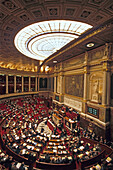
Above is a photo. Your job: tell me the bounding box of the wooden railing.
[80,149,105,170]
[36,161,75,170]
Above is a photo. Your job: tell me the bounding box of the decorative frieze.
[63,54,84,69]
[64,96,82,111]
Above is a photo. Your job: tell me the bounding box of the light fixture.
[14,20,93,61]
[53,60,57,63]
[86,42,95,48]
[45,65,49,72]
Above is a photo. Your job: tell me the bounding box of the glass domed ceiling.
[14,20,93,61]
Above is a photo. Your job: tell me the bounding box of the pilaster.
[22,76,24,92]
[102,43,111,106]
[54,74,57,93]
[14,75,16,93]
[35,77,37,92]
[83,51,89,113]
[29,77,31,92]
[6,75,8,94]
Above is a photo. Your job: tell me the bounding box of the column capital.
[83,66,90,74]
[54,73,57,77]
[59,71,64,76]
[102,43,112,61]
[102,62,111,72]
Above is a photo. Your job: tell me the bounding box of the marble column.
[83,69,89,101]
[102,43,111,106]
[102,68,111,106]
[6,75,8,94]
[29,77,31,92]
[84,51,89,101]
[59,73,64,94]
[35,77,37,92]
[22,76,24,92]
[51,77,54,92]
[54,76,57,93]
[107,71,111,105]
[38,77,39,91]
[14,75,16,93]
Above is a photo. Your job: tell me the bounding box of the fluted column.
[14,75,16,93]
[51,77,54,92]
[83,51,89,102]
[83,68,89,101]
[102,43,111,106]
[22,76,24,92]
[102,65,111,106]
[29,77,31,92]
[38,77,39,91]
[59,72,64,94]
[6,75,8,94]
[35,77,37,92]
[107,71,111,105]
[54,76,57,93]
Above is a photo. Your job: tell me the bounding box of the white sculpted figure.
[92,80,99,102]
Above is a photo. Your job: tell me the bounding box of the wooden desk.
[52,114,61,125]
[65,117,76,130]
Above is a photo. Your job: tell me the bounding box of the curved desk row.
[80,137,113,169]
[80,149,105,170]
[0,96,113,170]
[1,127,112,170]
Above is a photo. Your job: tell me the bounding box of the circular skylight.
[14,20,93,61]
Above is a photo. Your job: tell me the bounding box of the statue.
[92,80,99,102]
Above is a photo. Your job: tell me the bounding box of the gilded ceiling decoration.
[0,0,113,72]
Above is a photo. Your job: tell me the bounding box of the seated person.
[84,143,89,151]
[63,156,69,163]
[45,153,50,163]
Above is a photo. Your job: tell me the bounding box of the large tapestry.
[65,74,84,97]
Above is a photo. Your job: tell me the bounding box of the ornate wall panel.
[89,72,103,103]
[88,46,104,62]
[56,75,61,94]
[63,54,84,69]
[64,96,82,112]
[65,74,84,98]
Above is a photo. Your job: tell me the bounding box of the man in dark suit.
[84,143,89,151]
[45,153,50,163]
[71,155,76,169]
[4,156,13,170]
[63,156,69,163]
[19,162,26,170]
